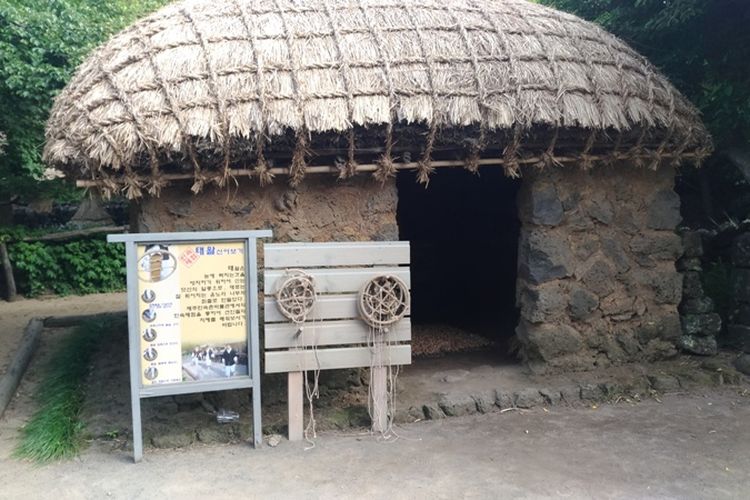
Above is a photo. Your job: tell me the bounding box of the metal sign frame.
[109,230,272,462]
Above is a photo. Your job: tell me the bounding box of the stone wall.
[728,233,750,354]
[515,165,684,372]
[132,176,399,242]
[677,231,721,355]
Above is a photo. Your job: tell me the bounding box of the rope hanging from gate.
[274,269,320,447]
[358,275,410,438]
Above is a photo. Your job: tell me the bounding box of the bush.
[8,236,125,296]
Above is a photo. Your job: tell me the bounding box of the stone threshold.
[394,351,747,422]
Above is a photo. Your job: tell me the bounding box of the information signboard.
[109,230,272,462]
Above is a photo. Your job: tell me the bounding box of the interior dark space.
[396,167,522,355]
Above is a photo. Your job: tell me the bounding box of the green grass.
[14,318,120,462]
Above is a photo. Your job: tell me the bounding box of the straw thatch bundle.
[44,0,712,198]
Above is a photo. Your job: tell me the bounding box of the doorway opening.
[397,167,521,360]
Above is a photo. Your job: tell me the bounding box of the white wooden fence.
[263,241,412,439]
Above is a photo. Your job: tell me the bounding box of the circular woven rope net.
[358,275,410,329]
[274,270,316,324]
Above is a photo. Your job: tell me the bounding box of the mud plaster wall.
[132,177,399,242]
[515,164,684,373]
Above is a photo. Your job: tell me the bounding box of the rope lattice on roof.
[44,0,713,198]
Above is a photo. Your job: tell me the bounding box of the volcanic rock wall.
[132,176,399,242]
[728,233,750,354]
[677,231,721,355]
[515,165,684,372]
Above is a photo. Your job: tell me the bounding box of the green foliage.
[15,318,122,462]
[8,236,125,296]
[0,0,170,201]
[537,0,750,151]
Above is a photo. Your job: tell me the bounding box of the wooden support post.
[288,371,303,441]
[0,241,17,302]
[371,366,388,433]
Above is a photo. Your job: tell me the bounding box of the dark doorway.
[397,167,521,356]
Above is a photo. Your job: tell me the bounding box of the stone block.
[731,233,750,267]
[733,354,750,376]
[616,329,641,356]
[636,313,682,344]
[519,282,568,323]
[573,236,600,261]
[579,384,605,401]
[524,181,563,226]
[581,259,616,297]
[676,257,702,272]
[586,198,614,225]
[647,374,681,392]
[681,313,722,336]
[494,391,514,410]
[568,286,599,321]
[567,210,596,232]
[423,404,445,420]
[629,233,682,262]
[599,293,635,318]
[539,388,563,405]
[516,321,584,361]
[471,390,497,414]
[647,189,681,230]
[518,230,574,284]
[681,231,704,258]
[678,335,718,356]
[642,339,679,360]
[438,393,477,417]
[600,382,624,399]
[559,385,580,404]
[679,297,715,315]
[601,237,631,273]
[682,272,705,299]
[561,191,581,211]
[652,271,683,305]
[513,389,545,409]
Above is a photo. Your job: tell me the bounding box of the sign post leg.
[371,366,388,433]
[125,241,144,462]
[288,371,303,441]
[247,237,263,448]
[131,393,143,462]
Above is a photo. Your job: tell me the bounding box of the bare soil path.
[0,389,748,499]
[0,292,126,375]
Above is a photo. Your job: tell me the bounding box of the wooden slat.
[264,345,411,373]
[264,267,411,295]
[265,295,357,322]
[265,318,411,349]
[265,295,410,323]
[264,242,410,268]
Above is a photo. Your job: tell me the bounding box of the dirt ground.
[0,389,747,499]
[2,294,749,498]
[0,292,126,375]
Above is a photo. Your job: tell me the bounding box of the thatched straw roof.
[44,0,712,198]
